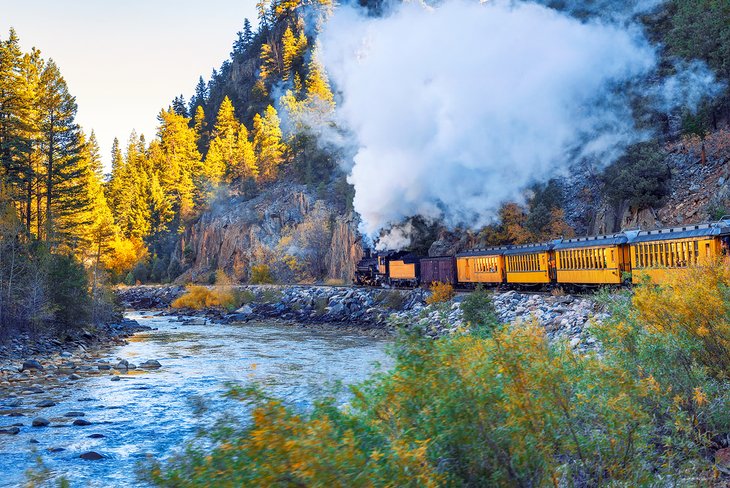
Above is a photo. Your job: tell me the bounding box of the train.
[354,219,730,289]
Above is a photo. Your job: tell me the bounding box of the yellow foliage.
[632,259,730,375]
[104,236,148,277]
[171,282,239,311]
[426,281,455,304]
[250,263,275,284]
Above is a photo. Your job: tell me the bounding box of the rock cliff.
[172,183,362,284]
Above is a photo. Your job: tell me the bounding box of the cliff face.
[173,183,362,283]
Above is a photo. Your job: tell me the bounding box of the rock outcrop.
[172,183,362,284]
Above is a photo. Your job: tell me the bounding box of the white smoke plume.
[318,0,720,246]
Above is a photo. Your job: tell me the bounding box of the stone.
[47,447,65,453]
[68,374,81,380]
[0,426,20,435]
[139,360,161,369]
[31,417,50,427]
[110,376,120,382]
[64,411,85,417]
[36,400,56,408]
[97,363,111,371]
[88,433,105,439]
[79,451,105,461]
[59,352,73,358]
[716,447,730,475]
[72,419,91,426]
[21,360,43,372]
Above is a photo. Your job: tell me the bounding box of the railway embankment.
[117,285,608,347]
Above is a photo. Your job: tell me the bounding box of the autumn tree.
[252,105,286,183]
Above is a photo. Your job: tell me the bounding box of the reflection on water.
[0,312,392,487]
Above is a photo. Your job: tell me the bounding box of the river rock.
[139,360,161,369]
[31,417,49,427]
[47,447,65,453]
[68,374,81,380]
[88,433,105,439]
[80,451,105,460]
[0,426,20,435]
[36,400,56,408]
[114,359,129,371]
[72,419,91,426]
[110,376,120,382]
[64,411,85,417]
[21,360,43,372]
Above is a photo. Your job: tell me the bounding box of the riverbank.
[117,285,609,348]
[0,318,151,400]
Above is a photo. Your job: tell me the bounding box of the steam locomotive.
[355,219,730,289]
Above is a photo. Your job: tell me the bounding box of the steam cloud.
[318,0,721,248]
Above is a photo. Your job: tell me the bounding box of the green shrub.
[250,264,274,284]
[47,253,91,331]
[460,285,500,337]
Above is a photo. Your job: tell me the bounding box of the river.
[0,312,393,487]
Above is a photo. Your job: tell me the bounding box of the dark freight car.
[420,256,457,285]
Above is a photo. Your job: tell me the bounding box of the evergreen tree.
[253,105,286,183]
[188,76,208,116]
[172,95,187,117]
[37,59,90,244]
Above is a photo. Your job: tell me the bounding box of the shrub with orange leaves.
[171,271,240,311]
[425,281,454,305]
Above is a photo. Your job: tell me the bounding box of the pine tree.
[172,95,187,117]
[193,105,208,157]
[253,105,286,183]
[305,48,334,108]
[37,59,90,244]
[154,108,202,221]
[188,76,208,116]
[282,27,297,81]
[236,123,258,181]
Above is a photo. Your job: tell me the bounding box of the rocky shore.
[0,318,152,403]
[117,285,609,347]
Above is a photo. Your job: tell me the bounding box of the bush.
[250,264,274,284]
[460,285,499,336]
[171,285,239,311]
[47,253,91,331]
[376,290,407,310]
[132,261,149,284]
[426,281,455,305]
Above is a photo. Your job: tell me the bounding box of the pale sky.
[0,0,258,170]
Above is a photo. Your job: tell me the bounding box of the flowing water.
[0,312,393,487]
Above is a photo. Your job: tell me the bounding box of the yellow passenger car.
[504,243,555,284]
[554,235,629,285]
[456,248,508,285]
[629,222,730,284]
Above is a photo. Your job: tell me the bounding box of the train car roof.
[503,242,556,255]
[456,246,510,257]
[628,221,730,243]
[553,234,627,250]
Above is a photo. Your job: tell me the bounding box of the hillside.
[98,0,730,285]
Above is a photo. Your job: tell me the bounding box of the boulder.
[114,360,129,371]
[36,400,56,408]
[139,360,162,370]
[80,451,105,460]
[72,419,91,426]
[21,360,43,372]
[31,417,50,427]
